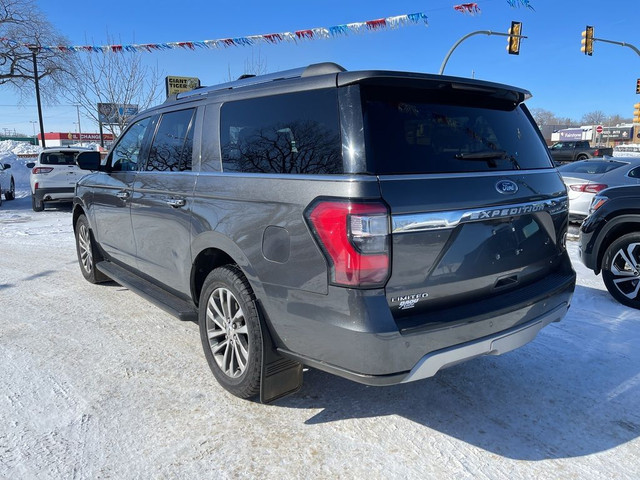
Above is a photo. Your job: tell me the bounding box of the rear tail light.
[594,149,600,156]
[32,167,53,174]
[569,183,608,194]
[305,199,390,288]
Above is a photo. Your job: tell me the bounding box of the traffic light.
[637,79,640,94]
[507,21,522,55]
[581,26,594,55]
[634,103,640,124]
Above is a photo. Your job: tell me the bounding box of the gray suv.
[73,63,575,402]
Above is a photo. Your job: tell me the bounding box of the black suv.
[73,63,575,402]
[579,185,640,309]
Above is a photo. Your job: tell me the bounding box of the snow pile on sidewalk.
[0,139,42,156]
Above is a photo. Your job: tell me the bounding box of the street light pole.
[439,29,527,75]
[29,46,46,148]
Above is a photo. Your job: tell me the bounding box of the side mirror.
[26,162,35,169]
[3,163,11,169]
[76,151,102,171]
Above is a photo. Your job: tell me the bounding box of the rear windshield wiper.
[455,150,507,160]
[455,150,521,169]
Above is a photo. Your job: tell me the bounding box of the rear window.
[557,160,625,174]
[41,152,79,165]
[361,86,552,174]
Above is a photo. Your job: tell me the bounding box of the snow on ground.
[1,170,639,479]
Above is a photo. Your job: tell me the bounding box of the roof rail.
[174,62,346,101]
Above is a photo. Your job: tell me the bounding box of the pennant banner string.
[0,12,428,54]
[506,0,535,10]
[454,3,481,15]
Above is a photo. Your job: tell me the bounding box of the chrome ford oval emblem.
[496,180,518,195]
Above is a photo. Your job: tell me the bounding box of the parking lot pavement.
[1,195,639,479]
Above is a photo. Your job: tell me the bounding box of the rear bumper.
[34,187,74,202]
[401,304,566,383]
[272,266,575,386]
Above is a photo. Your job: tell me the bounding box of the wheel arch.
[72,204,86,233]
[190,233,262,308]
[595,216,640,273]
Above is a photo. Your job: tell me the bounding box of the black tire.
[32,194,44,212]
[601,232,640,309]
[74,214,109,284]
[4,179,14,200]
[576,154,588,161]
[199,265,262,399]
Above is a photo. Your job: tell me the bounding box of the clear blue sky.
[1,0,638,135]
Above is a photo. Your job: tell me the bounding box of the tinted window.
[146,108,195,172]
[628,166,640,178]
[558,161,625,174]
[362,86,553,174]
[220,89,342,174]
[41,152,78,165]
[111,117,152,172]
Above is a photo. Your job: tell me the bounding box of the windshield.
[361,86,553,174]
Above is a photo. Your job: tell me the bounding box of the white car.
[27,148,92,211]
[0,161,15,206]
[558,157,640,221]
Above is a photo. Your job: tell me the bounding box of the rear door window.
[361,86,553,174]
[146,108,196,172]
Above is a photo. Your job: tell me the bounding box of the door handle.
[116,191,130,200]
[165,197,186,208]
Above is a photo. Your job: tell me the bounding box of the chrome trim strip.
[392,196,568,233]
[378,168,555,181]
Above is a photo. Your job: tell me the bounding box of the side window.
[111,117,152,172]
[220,89,342,174]
[146,108,195,172]
[628,166,640,178]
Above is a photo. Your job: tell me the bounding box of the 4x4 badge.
[496,179,518,195]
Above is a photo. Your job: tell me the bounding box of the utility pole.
[75,105,82,145]
[29,46,46,148]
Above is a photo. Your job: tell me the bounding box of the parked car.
[558,157,640,221]
[580,185,640,309]
[72,63,576,402]
[27,147,92,212]
[548,140,612,165]
[0,161,15,206]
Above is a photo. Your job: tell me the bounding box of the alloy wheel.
[609,242,640,300]
[77,223,93,274]
[205,287,249,378]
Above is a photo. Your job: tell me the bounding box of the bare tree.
[608,114,633,126]
[529,108,576,127]
[581,110,607,125]
[0,0,74,101]
[62,37,163,137]
[226,49,268,81]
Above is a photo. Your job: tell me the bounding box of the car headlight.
[589,195,608,215]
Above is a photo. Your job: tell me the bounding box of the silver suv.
[73,63,576,402]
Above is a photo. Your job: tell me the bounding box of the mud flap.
[259,316,303,404]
